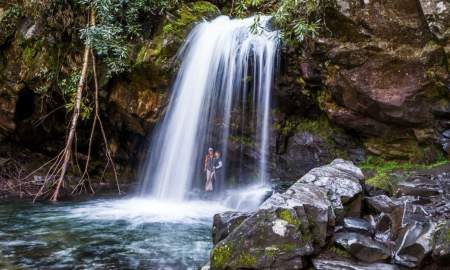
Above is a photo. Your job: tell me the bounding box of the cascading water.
[0,15,280,270]
[140,15,279,201]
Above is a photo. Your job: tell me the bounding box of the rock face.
[208,160,450,269]
[312,0,450,161]
[212,211,250,245]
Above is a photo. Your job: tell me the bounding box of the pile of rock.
[204,159,450,270]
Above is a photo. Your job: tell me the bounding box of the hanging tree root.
[33,10,121,202]
[72,48,121,195]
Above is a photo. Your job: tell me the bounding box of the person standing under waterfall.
[213,151,223,192]
[204,147,215,192]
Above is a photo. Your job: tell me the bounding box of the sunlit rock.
[298,159,364,220]
[210,182,333,270]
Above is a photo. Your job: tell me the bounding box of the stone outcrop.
[312,0,450,161]
[209,159,362,269]
[212,211,250,245]
[207,160,450,269]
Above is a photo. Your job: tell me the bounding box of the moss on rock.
[211,244,233,269]
[277,209,300,226]
[361,155,449,193]
[144,1,220,73]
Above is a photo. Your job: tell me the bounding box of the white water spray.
[140,16,279,201]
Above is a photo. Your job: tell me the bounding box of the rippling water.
[0,198,231,270]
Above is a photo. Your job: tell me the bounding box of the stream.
[0,198,231,270]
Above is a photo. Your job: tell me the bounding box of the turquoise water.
[0,198,230,269]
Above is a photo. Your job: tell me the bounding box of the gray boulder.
[210,182,334,269]
[335,232,392,263]
[391,200,436,268]
[298,159,364,220]
[342,217,372,235]
[212,211,250,245]
[393,221,435,268]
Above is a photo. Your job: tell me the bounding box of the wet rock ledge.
[203,159,450,270]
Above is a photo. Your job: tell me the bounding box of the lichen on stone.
[210,244,233,269]
[277,209,300,226]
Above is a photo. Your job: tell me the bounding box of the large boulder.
[210,182,334,270]
[209,159,366,269]
[298,159,364,219]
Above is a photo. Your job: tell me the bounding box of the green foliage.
[59,71,92,120]
[235,253,257,267]
[273,0,336,44]
[77,0,179,76]
[233,0,336,44]
[211,244,233,269]
[1,4,22,20]
[277,209,300,225]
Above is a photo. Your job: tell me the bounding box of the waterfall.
[139,15,279,201]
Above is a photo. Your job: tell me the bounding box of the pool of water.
[0,198,231,270]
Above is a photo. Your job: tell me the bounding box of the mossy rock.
[364,137,441,163]
[141,1,220,73]
[360,155,449,193]
[211,244,233,269]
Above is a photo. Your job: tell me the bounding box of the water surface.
[0,198,230,270]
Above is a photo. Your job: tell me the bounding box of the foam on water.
[221,184,272,211]
[67,198,232,225]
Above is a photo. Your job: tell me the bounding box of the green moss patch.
[360,155,449,193]
[211,244,233,269]
[277,209,300,226]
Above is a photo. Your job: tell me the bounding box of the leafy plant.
[273,0,335,44]
[77,0,179,76]
[1,4,22,19]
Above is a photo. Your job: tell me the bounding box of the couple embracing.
[204,147,222,192]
